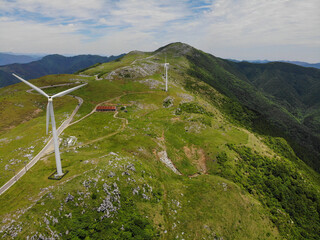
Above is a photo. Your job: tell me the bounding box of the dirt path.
[131,54,156,65]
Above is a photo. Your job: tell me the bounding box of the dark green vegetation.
[0,54,125,88]
[215,144,320,239]
[186,50,320,172]
[175,102,213,116]
[0,43,319,239]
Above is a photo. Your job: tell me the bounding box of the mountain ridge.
[0,53,40,66]
[228,59,320,69]
[0,54,125,88]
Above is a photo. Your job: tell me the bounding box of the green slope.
[0,43,319,239]
[185,48,320,172]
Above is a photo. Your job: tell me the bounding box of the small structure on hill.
[64,136,77,147]
[96,106,117,112]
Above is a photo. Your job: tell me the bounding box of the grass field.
[0,48,319,239]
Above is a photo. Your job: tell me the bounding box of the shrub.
[216,152,227,164]
[175,102,213,116]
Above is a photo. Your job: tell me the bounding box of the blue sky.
[0,0,319,62]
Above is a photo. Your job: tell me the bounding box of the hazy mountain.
[0,53,40,66]
[283,61,320,69]
[0,43,319,239]
[0,54,125,88]
[229,58,320,69]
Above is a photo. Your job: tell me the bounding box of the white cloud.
[0,0,107,20]
[0,18,84,54]
[108,0,189,30]
[0,0,319,62]
[187,0,320,61]
[201,0,320,46]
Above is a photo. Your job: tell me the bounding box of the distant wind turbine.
[13,73,86,177]
[164,57,169,92]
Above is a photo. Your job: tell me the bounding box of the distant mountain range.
[229,59,320,69]
[0,54,124,88]
[283,61,320,69]
[0,53,41,66]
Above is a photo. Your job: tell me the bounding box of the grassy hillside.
[0,43,319,239]
[226,61,320,121]
[185,49,320,172]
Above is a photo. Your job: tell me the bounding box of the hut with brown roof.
[96,106,117,112]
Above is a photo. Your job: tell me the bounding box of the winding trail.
[0,88,155,195]
[70,90,154,127]
[68,91,154,147]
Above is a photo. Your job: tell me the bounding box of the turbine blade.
[12,73,49,98]
[46,102,50,134]
[52,83,87,98]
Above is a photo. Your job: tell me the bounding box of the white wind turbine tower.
[164,58,169,92]
[13,73,86,177]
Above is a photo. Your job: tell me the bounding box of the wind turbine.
[164,57,169,92]
[13,73,86,177]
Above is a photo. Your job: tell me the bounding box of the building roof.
[96,106,117,110]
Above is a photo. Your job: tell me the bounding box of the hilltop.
[0,42,319,239]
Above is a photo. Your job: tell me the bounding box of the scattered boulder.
[108,171,116,178]
[126,163,136,172]
[98,183,121,219]
[142,193,150,200]
[65,193,74,203]
[163,96,174,108]
[122,171,130,176]
[132,186,140,195]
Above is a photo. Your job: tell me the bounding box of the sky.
[0,0,319,62]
